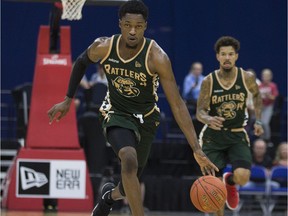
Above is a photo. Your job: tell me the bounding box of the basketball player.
[196,36,264,216]
[47,1,218,216]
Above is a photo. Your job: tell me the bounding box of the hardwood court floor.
[1,210,287,216]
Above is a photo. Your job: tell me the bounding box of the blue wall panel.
[2,0,286,93]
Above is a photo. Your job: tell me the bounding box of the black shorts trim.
[106,126,137,154]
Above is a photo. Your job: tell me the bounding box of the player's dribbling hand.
[193,149,219,176]
[207,116,225,130]
[47,97,72,124]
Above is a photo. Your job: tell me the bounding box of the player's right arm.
[47,37,111,124]
[196,75,225,130]
[149,42,218,175]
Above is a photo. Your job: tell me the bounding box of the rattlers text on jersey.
[100,34,159,116]
[208,68,249,129]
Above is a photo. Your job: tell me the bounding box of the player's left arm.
[244,71,264,136]
[148,42,219,175]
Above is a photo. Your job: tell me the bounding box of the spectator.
[182,62,204,114]
[74,75,90,114]
[252,139,273,170]
[90,64,108,86]
[273,142,288,166]
[271,141,287,209]
[242,139,279,189]
[259,68,279,142]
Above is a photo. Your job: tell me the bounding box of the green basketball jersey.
[208,68,249,129]
[100,35,159,115]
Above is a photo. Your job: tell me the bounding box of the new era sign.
[17,159,86,198]
[49,160,86,198]
[20,166,49,190]
[17,161,50,196]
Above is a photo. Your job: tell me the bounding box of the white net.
[61,0,86,20]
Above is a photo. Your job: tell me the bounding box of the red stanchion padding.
[26,25,79,149]
[2,148,94,211]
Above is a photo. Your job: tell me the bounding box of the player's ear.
[144,21,147,30]
[216,53,220,61]
[119,19,121,28]
[235,53,239,61]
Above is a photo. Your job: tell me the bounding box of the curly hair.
[214,36,240,53]
[118,0,149,21]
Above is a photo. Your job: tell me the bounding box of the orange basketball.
[190,175,227,213]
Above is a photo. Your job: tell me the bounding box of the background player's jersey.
[208,68,249,129]
[100,35,159,115]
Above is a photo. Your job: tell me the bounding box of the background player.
[196,36,264,216]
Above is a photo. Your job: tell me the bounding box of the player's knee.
[119,147,138,175]
[233,168,250,185]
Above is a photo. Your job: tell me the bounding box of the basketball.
[190,175,227,213]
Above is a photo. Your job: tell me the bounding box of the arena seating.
[267,166,288,215]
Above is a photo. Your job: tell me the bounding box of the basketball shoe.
[223,172,239,210]
[91,182,115,216]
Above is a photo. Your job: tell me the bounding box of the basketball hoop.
[61,0,86,20]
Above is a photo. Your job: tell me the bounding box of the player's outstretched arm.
[47,37,110,124]
[149,42,218,175]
